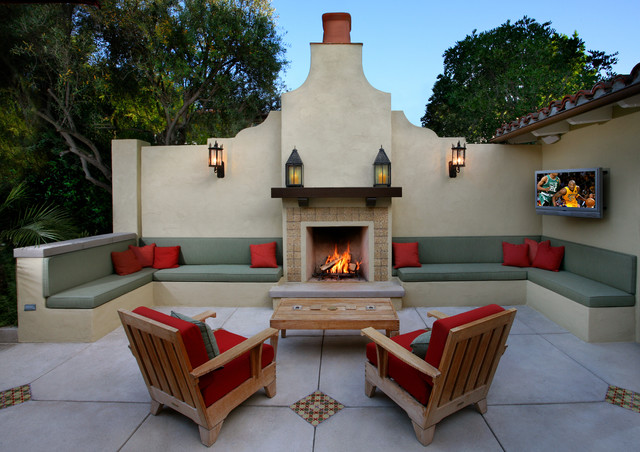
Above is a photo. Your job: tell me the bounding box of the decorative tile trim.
[290,391,344,426]
[1,384,31,409]
[605,385,640,413]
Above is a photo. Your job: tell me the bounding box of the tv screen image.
[534,168,604,218]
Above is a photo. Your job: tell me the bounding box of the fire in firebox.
[314,243,361,279]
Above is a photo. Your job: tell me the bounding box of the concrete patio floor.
[1,305,639,451]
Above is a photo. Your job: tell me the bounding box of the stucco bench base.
[18,283,154,343]
[526,282,635,342]
[153,281,276,308]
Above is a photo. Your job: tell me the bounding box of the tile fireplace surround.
[284,206,390,282]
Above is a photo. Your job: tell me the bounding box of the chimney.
[322,12,351,43]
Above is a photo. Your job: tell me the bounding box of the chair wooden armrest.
[191,310,217,322]
[427,310,448,320]
[191,327,279,379]
[361,327,440,379]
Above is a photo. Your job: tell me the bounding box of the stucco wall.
[390,112,542,237]
[538,110,640,340]
[281,44,392,187]
[117,112,283,238]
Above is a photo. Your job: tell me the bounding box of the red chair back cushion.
[132,307,209,369]
[200,329,275,407]
[424,304,505,370]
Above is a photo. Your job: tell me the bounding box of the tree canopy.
[0,0,286,193]
[421,17,618,143]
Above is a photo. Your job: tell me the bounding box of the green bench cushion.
[46,268,156,309]
[396,263,528,282]
[43,239,137,297]
[153,265,283,283]
[527,268,636,308]
[542,237,637,294]
[140,237,283,265]
[392,236,537,264]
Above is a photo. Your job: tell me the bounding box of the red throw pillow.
[531,242,565,272]
[128,243,156,267]
[524,238,550,263]
[250,242,278,268]
[111,249,142,275]
[502,242,530,267]
[153,245,180,269]
[392,242,421,269]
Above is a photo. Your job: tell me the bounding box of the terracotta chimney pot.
[322,12,351,43]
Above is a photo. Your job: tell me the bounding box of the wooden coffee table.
[270,297,399,338]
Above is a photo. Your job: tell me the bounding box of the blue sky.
[270,0,639,126]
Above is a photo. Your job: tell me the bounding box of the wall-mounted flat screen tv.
[535,168,604,218]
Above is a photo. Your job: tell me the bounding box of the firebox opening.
[304,224,371,281]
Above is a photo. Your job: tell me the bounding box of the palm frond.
[1,203,77,248]
[0,182,29,216]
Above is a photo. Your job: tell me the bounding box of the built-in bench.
[140,237,283,283]
[392,235,637,341]
[14,233,636,343]
[13,234,283,342]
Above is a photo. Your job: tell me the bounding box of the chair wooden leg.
[412,422,435,446]
[199,422,223,447]
[264,380,277,398]
[364,379,376,397]
[149,400,163,415]
[474,398,487,414]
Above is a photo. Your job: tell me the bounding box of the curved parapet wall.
[281,44,391,188]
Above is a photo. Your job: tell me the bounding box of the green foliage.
[421,17,618,142]
[0,246,17,327]
[0,181,80,327]
[25,155,112,236]
[1,182,78,248]
[98,0,286,144]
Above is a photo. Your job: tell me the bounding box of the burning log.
[320,257,342,272]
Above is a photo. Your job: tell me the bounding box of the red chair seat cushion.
[133,307,209,369]
[365,304,506,405]
[366,329,432,405]
[201,329,274,407]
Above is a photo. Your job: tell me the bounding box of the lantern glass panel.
[374,163,390,186]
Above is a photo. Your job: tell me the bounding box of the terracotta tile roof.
[491,62,640,143]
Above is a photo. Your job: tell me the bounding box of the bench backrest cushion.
[43,239,137,297]
[542,236,637,294]
[140,237,283,266]
[392,236,538,264]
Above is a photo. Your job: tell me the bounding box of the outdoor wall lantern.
[208,141,225,178]
[449,140,466,178]
[373,146,391,187]
[285,147,304,187]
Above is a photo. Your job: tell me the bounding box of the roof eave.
[490,82,640,144]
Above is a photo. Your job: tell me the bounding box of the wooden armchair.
[362,304,516,446]
[119,307,278,447]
